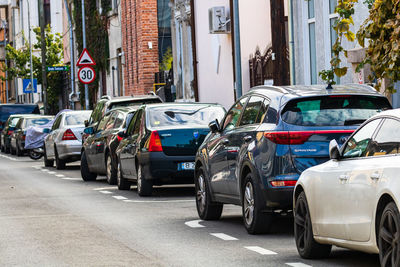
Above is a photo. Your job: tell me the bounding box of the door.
[313,118,382,240]
[87,113,111,172]
[208,97,248,196]
[46,115,62,158]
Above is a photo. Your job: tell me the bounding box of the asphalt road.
[0,154,380,266]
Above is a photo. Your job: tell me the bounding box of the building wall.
[293,0,369,85]
[121,0,159,96]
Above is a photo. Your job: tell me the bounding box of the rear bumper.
[141,152,195,185]
[56,140,82,161]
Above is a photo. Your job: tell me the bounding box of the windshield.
[24,118,52,128]
[148,105,225,128]
[65,112,91,126]
[281,95,391,126]
[0,105,39,120]
[9,117,20,127]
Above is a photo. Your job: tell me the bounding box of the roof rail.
[250,85,290,94]
[101,95,112,100]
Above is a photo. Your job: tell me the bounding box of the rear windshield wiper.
[344,119,366,126]
[165,105,212,118]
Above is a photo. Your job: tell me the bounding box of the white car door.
[46,115,63,158]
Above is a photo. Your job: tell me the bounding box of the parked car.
[293,108,400,266]
[112,103,226,196]
[83,95,162,141]
[10,115,53,156]
[43,110,91,169]
[80,107,138,184]
[194,84,391,234]
[1,114,26,153]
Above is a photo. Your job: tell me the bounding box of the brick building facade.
[121,0,159,96]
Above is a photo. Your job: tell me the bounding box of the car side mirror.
[43,128,51,134]
[84,127,94,135]
[329,139,341,160]
[84,120,89,128]
[208,119,221,133]
[117,129,127,138]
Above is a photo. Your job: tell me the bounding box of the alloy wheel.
[379,206,400,266]
[196,173,206,214]
[295,196,310,251]
[243,181,255,226]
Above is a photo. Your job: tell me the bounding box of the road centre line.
[210,233,238,241]
[244,246,277,255]
[123,199,195,203]
[286,263,312,267]
[99,191,112,194]
[185,220,205,228]
[93,187,118,191]
[112,196,128,200]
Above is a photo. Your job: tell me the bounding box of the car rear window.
[24,118,52,127]
[0,105,39,120]
[65,112,91,126]
[148,105,226,128]
[281,95,391,126]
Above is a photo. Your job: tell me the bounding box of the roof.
[61,110,92,114]
[250,84,383,98]
[144,102,223,109]
[20,115,54,119]
[106,95,161,104]
[371,108,400,120]
[0,103,38,107]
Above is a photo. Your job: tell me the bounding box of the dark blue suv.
[194,84,391,234]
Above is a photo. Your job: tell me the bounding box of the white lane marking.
[123,199,194,203]
[185,220,205,228]
[112,196,128,200]
[32,166,41,169]
[99,191,112,194]
[41,169,49,172]
[47,171,56,174]
[286,263,312,267]
[210,233,238,241]
[93,187,118,191]
[61,177,81,181]
[244,246,277,255]
[55,174,65,178]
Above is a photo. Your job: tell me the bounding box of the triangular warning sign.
[77,48,96,66]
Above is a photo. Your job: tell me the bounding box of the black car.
[194,84,392,234]
[1,114,25,153]
[80,107,137,184]
[10,115,53,156]
[114,103,226,196]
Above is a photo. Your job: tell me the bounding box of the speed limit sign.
[78,66,96,84]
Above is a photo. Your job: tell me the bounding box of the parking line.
[244,246,277,255]
[93,187,118,191]
[41,169,49,172]
[210,233,238,241]
[286,263,312,267]
[55,174,65,178]
[61,177,81,181]
[123,199,194,203]
[112,196,128,200]
[99,191,112,194]
[185,220,205,228]
[48,171,56,174]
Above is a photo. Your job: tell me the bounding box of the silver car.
[44,110,91,169]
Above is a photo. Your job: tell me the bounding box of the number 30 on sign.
[78,66,96,84]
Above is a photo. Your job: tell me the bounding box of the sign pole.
[81,0,89,110]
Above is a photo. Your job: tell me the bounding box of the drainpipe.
[232,0,242,98]
[288,0,296,85]
[64,0,75,109]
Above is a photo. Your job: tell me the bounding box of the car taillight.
[148,131,163,152]
[7,130,13,135]
[264,130,354,145]
[270,180,297,187]
[62,129,77,140]
[22,135,26,141]
[117,135,123,142]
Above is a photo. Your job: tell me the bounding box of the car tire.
[294,191,331,259]
[55,147,66,170]
[137,165,152,196]
[117,162,131,190]
[378,202,400,266]
[195,166,223,220]
[106,153,117,185]
[16,143,22,156]
[43,146,54,167]
[10,146,16,155]
[80,150,97,181]
[242,173,273,234]
[1,145,4,153]
[5,144,10,154]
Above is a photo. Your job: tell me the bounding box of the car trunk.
[157,128,209,156]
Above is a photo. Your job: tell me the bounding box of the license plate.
[178,162,195,170]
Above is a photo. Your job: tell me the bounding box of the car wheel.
[195,166,223,220]
[378,202,400,267]
[43,146,54,167]
[117,162,131,190]
[106,153,117,185]
[10,146,16,155]
[137,165,152,196]
[5,144,10,154]
[80,151,97,181]
[1,145,4,153]
[242,173,273,234]
[55,147,66,170]
[294,191,331,259]
[16,143,22,156]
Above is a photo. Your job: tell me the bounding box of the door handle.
[222,138,229,145]
[339,174,349,181]
[243,136,252,143]
[370,172,381,180]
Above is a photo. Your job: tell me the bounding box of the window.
[114,112,125,128]
[240,96,266,126]
[127,110,141,135]
[105,112,117,130]
[64,113,90,126]
[342,119,381,158]
[308,0,317,84]
[97,114,111,131]
[223,97,248,131]
[123,112,136,128]
[52,116,62,130]
[368,119,400,156]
